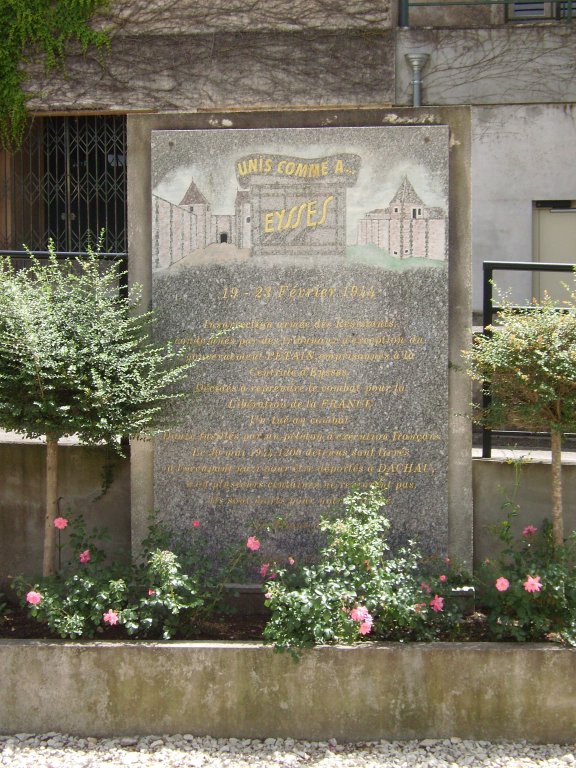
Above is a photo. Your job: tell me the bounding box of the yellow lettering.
[317,195,334,226]
[284,205,299,230]
[264,212,274,233]
[306,199,318,228]
[335,159,344,173]
[291,202,308,230]
[263,196,336,233]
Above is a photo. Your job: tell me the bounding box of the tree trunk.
[42,435,59,576]
[550,430,564,548]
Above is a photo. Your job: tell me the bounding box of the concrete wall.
[1,641,574,742]
[0,441,130,586]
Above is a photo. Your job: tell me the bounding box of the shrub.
[464,295,576,547]
[476,515,576,644]
[263,484,471,653]
[0,240,192,575]
[13,513,265,640]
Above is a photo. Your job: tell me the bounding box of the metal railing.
[480,260,576,457]
[399,0,573,26]
[0,250,129,297]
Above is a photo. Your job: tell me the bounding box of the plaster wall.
[471,104,576,314]
[0,442,130,586]
[405,1,502,27]
[472,455,576,569]
[90,0,392,33]
[397,27,576,107]
[0,641,574,742]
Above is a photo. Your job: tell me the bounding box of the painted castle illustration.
[356,176,446,260]
[153,174,446,269]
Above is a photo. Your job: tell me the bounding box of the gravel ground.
[0,734,574,768]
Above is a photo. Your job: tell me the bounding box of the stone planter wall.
[1,641,574,743]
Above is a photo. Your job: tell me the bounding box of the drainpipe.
[405,53,430,107]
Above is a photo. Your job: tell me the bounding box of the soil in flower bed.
[0,602,501,642]
[0,601,270,641]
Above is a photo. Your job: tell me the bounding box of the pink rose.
[264,592,272,599]
[359,621,373,635]
[420,581,431,594]
[26,591,42,606]
[523,575,542,593]
[522,525,538,537]
[192,520,200,528]
[79,549,90,564]
[259,563,269,578]
[439,574,447,582]
[103,609,119,625]
[350,606,370,622]
[148,589,156,596]
[495,577,510,592]
[246,536,260,551]
[287,557,295,566]
[430,595,444,612]
[53,517,68,530]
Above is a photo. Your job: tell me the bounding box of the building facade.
[0,0,574,314]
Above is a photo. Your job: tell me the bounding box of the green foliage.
[464,297,576,434]
[263,484,471,654]
[0,0,110,149]
[14,516,204,640]
[14,513,265,640]
[143,515,266,616]
[476,516,576,644]
[121,550,204,640]
[0,592,9,622]
[0,240,191,448]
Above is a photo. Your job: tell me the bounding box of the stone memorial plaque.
[151,126,449,568]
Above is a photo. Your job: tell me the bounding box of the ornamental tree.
[0,242,190,575]
[465,296,576,547]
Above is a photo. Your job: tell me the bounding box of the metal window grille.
[0,115,127,255]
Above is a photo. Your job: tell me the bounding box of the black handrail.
[481,260,576,457]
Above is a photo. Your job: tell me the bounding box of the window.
[507,1,575,20]
[0,115,127,255]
